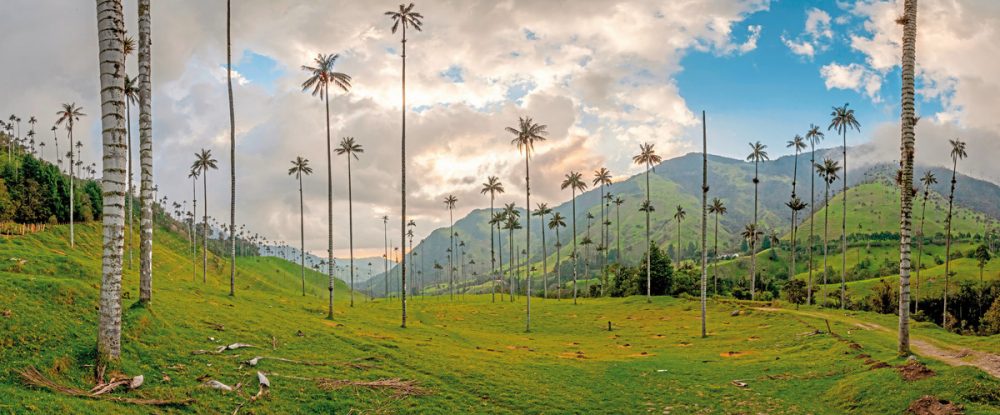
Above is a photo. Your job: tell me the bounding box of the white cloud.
[782,7,834,58]
[819,62,883,102]
[805,8,833,40]
[781,36,816,57]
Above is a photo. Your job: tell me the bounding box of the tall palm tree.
[632,142,661,301]
[817,158,840,304]
[533,203,552,299]
[708,198,727,295]
[94,0,126,368]
[94,0,128,367]
[301,53,352,319]
[593,168,612,288]
[382,215,389,299]
[123,75,137,271]
[225,0,238,298]
[502,204,521,302]
[481,176,504,302]
[490,211,507,299]
[548,212,566,300]
[50,125,59,167]
[897,0,919,354]
[786,197,807,293]
[787,135,807,197]
[289,157,313,296]
[699,111,709,338]
[507,116,547,331]
[192,149,218,285]
[804,124,825,304]
[746,141,769,300]
[444,195,458,300]
[673,205,686,265]
[614,196,624,262]
[829,103,860,309]
[386,2,423,328]
[943,138,967,327]
[335,137,364,307]
[137,0,155,306]
[55,103,85,248]
[560,172,587,304]
[740,223,762,294]
[189,168,199,281]
[914,171,936,314]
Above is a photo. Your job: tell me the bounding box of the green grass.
[0,221,998,414]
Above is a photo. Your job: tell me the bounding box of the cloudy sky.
[2,0,998,257]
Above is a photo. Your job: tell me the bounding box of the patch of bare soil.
[720,351,752,358]
[898,360,936,381]
[906,395,964,415]
[911,340,1000,379]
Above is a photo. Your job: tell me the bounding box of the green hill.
[1,220,998,413]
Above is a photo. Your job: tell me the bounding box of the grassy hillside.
[1,221,998,413]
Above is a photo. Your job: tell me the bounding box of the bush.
[979,295,1000,335]
[782,279,806,305]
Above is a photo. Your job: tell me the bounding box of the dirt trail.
[752,307,1000,379]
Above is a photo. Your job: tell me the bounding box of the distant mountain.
[262,245,383,284]
[371,148,1000,296]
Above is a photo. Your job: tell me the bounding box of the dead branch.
[18,367,193,406]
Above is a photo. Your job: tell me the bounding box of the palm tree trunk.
[299,175,305,296]
[616,202,621,264]
[897,0,918,355]
[841,130,848,310]
[751,162,759,300]
[497,220,504,298]
[509,227,514,302]
[573,189,579,304]
[384,220,388,299]
[645,168,651,301]
[944,159,957,327]
[227,0,237,298]
[324,85,335,319]
[599,184,605,293]
[823,182,830,302]
[700,111,708,338]
[138,0,153,305]
[126,101,133,271]
[714,212,719,295]
[915,190,929,313]
[69,126,74,248]
[556,226,561,300]
[490,194,496,303]
[96,0,128,366]
[449,208,454,301]
[192,178,197,281]
[525,155,531,331]
[347,155,355,307]
[808,143,816,305]
[400,24,408,328]
[541,212,547,299]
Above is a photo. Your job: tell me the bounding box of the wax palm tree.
[301,53,352,319]
[444,195,458,300]
[94,0,128,366]
[829,103,860,309]
[136,0,155,302]
[55,103,85,248]
[787,135,807,197]
[817,158,840,304]
[382,215,389,299]
[192,149,218,285]
[593,167,612,289]
[633,142,661,301]
[123,75,138,271]
[914,171,936,313]
[481,176,504,302]
[335,136,364,306]
[533,203,553,299]
[225,0,238,297]
[289,156,313,296]
[188,168,199,281]
[386,2,423,328]
[673,205,686,266]
[786,196,808,297]
[943,139,967,327]
[50,125,59,166]
[502,204,521,302]
[548,211,566,300]
[561,171,588,304]
[740,223,762,289]
[490,210,507,299]
[897,0,919,353]
[708,198,727,295]
[507,116,547,331]
[614,196,624,262]
[804,124,825,303]
[746,141,769,300]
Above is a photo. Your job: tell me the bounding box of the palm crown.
[787,135,806,154]
[673,205,686,222]
[480,175,504,196]
[192,148,218,174]
[288,156,312,179]
[805,123,825,146]
[708,198,727,216]
[561,171,587,192]
[335,136,364,159]
[949,139,967,163]
[817,158,841,184]
[632,142,661,169]
[444,195,457,210]
[532,203,552,217]
[385,3,423,34]
[55,103,85,132]
[829,103,861,136]
[507,116,548,157]
[301,54,352,98]
[746,141,769,163]
[593,167,612,187]
[548,212,566,229]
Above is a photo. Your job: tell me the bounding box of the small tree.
[783,279,807,307]
[974,244,991,284]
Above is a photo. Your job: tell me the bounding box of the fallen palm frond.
[316,378,427,397]
[18,367,193,406]
[232,372,270,415]
[192,342,256,355]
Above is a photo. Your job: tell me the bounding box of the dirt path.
[752,307,1000,379]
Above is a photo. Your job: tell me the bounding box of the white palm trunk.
[897,0,918,354]
[96,0,128,364]
[138,0,154,305]
[700,111,708,338]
